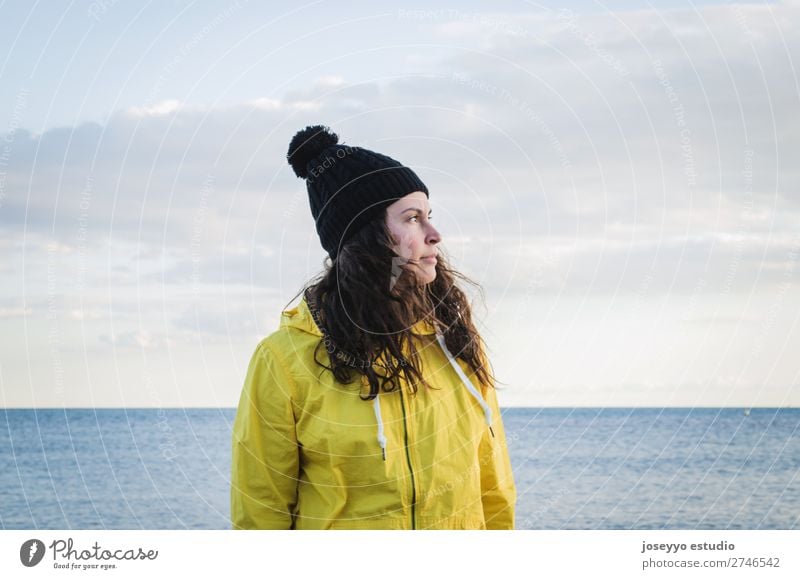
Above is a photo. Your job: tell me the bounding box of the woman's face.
[385,191,441,285]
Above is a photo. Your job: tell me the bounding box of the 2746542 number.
[730,557,780,568]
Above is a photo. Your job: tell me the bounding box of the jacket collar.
[280,296,323,337]
[280,296,437,337]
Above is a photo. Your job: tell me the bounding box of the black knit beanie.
[286,124,429,259]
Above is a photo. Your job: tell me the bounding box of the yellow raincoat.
[230,296,516,529]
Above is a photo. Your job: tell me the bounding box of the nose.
[426,222,441,246]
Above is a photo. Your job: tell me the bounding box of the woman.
[230,125,516,529]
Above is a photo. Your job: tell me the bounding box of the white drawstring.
[373,394,387,461]
[435,332,494,436]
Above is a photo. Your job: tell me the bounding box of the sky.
[1,0,798,408]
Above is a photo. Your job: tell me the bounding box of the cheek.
[388,221,426,259]
[407,236,425,259]
[391,229,417,256]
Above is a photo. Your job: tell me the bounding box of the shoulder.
[251,326,322,378]
[259,322,321,352]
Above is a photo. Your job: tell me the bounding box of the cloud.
[0,306,32,318]
[125,99,184,117]
[1,4,797,303]
[98,329,174,350]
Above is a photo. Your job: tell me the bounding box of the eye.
[407,213,432,223]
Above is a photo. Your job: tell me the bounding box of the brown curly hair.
[285,213,500,401]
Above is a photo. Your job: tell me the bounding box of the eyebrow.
[401,207,433,215]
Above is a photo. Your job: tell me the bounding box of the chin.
[418,269,437,285]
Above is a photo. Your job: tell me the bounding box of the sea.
[1,408,798,529]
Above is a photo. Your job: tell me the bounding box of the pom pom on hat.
[287,124,339,179]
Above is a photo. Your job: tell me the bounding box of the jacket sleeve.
[478,383,517,529]
[231,341,300,529]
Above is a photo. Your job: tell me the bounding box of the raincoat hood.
[279,295,438,337]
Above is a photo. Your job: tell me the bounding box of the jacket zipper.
[397,386,417,530]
